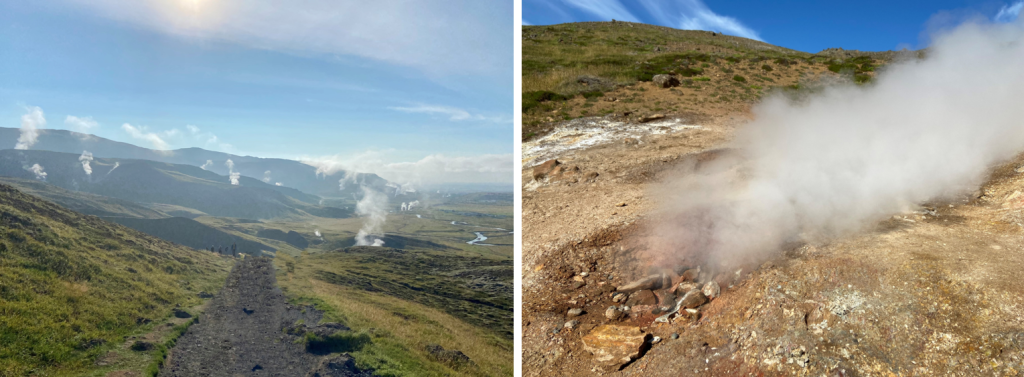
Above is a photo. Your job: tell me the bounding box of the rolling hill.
[521,21,918,139]
[0,183,232,376]
[103,216,277,256]
[0,149,350,220]
[0,127,391,197]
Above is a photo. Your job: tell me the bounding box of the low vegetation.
[0,184,231,376]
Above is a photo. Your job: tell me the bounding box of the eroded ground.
[522,102,1024,376]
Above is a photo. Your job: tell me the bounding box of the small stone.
[679,290,708,309]
[702,281,720,300]
[572,281,586,290]
[677,282,700,294]
[567,308,583,317]
[573,275,585,282]
[532,159,560,181]
[652,74,680,88]
[671,333,679,339]
[580,272,589,277]
[616,202,627,207]
[625,290,658,306]
[1017,166,1024,173]
[565,320,580,329]
[639,114,666,123]
[605,306,623,320]
[581,325,651,371]
[617,274,664,292]
[651,336,662,344]
[612,293,627,303]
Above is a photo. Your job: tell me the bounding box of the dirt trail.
[162,257,372,377]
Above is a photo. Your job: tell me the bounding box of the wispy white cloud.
[61,0,510,76]
[184,124,233,151]
[65,115,98,134]
[554,0,762,41]
[121,123,172,150]
[996,1,1023,22]
[561,0,638,22]
[301,151,513,185]
[390,105,510,123]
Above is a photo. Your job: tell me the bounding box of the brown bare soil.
[522,97,1024,376]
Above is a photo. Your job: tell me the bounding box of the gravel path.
[161,257,371,376]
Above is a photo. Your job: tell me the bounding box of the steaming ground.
[522,20,1024,377]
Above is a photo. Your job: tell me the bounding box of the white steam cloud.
[648,20,1024,271]
[28,164,47,181]
[263,170,272,183]
[354,186,388,247]
[303,152,513,186]
[225,159,240,185]
[107,162,120,175]
[200,160,213,170]
[79,150,94,176]
[15,107,46,150]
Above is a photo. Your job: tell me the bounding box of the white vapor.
[302,152,513,186]
[354,186,388,247]
[555,0,761,40]
[27,164,47,181]
[996,1,1023,23]
[648,20,1024,272]
[79,150,94,176]
[121,123,171,150]
[390,105,510,123]
[15,107,46,150]
[200,160,213,170]
[62,0,510,76]
[263,170,272,183]
[638,0,762,41]
[107,162,120,175]
[225,159,240,185]
[65,115,98,137]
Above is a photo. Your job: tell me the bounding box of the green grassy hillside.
[0,183,232,376]
[0,177,167,219]
[103,216,277,256]
[522,22,916,138]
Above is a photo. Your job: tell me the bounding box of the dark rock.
[625,290,657,306]
[308,353,370,377]
[130,341,155,352]
[242,307,255,315]
[173,308,192,319]
[653,74,680,88]
[197,291,214,299]
[617,274,665,292]
[425,344,473,368]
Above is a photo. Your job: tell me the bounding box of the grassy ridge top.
[0,183,232,376]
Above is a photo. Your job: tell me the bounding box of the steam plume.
[15,107,46,150]
[79,150,94,177]
[354,186,388,247]
[27,164,47,181]
[649,21,1024,271]
[107,162,120,175]
[263,170,272,183]
[200,160,213,170]
[225,159,239,185]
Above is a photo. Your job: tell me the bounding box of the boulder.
[425,344,473,368]
[532,159,560,181]
[702,281,720,300]
[581,325,651,371]
[173,308,192,319]
[679,289,708,309]
[652,74,680,88]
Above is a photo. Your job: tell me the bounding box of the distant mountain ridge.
[0,127,390,197]
[0,149,351,220]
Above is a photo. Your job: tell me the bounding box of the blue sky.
[0,1,512,185]
[523,0,1023,52]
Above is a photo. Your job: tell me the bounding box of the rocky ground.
[522,108,1024,376]
[162,257,374,377]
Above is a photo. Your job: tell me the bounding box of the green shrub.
[581,91,604,99]
[732,75,747,83]
[523,91,568,112]
[761,64,773,72]
[304,331,372,355]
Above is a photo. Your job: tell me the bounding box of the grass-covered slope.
[522,22,916,138]
[277,249,513,377]
[0,183,232,376]
[0,177,167,219]
[103,216,277,256]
